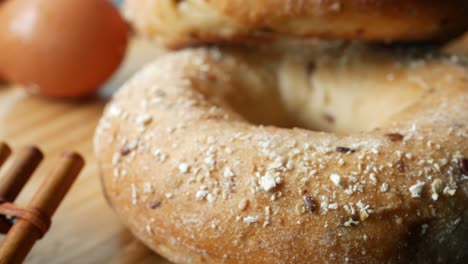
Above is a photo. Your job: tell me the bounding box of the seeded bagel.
[94,42,468,263]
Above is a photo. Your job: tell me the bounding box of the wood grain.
[0,38,170,263]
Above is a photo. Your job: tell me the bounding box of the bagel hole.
[209,43,439,134]
[223,52,429,134]
[225,79,425,135]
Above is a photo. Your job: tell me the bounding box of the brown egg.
[0,0,128,98]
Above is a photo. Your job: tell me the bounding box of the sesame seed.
[225,147,233,154]
[195,190,208,200]
[145,224,152,233]
[380,183,389,192]
[409,181,425,198]
[131,183,138,205]
[224,167,234,177]
[259,172,280,191]
[136,114,153,126]
[330,173,343,187]
[320,196,329,214]
[344,188,354,195]
[360,211,369,221]
[206,193,216,203]
[108,104,123,117]
[153,149,167,162]
[143,182,154,193]
[238,199,249,211]
[369,173,378,185]
[338,159,345,166]
[265,206,271,215]
[396,151,402,159]
[443,186,456,196]
[178,163,190,173]
[430,178,443,201]
[295,203,306,215]
[204,156,215,166]
[343,217,360,227]
[112,153,121,165]
[243,215,259,224]
[270,156,287,169]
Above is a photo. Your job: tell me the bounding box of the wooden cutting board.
[0,38,171,264]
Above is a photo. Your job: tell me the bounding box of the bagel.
[94,42,468,263]
[445,32,468,57]
[123,0,468,48]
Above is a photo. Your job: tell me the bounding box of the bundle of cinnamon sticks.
[0,142,84,263]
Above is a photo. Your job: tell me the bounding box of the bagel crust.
[123,0,468,48]
[94,43,468,263]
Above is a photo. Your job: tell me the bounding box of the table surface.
[0,38,170,264]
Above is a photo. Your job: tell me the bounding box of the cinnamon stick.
[0,142,13,233]
[0,152,84,264]
[0,142,11,168]
[0,146,43,202]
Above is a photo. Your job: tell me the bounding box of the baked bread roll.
[123,0,468,48]
[94,42,468,263]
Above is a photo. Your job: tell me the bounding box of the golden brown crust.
[94,43,468,263]
[123,0,468,48]
[444,32,468,57]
